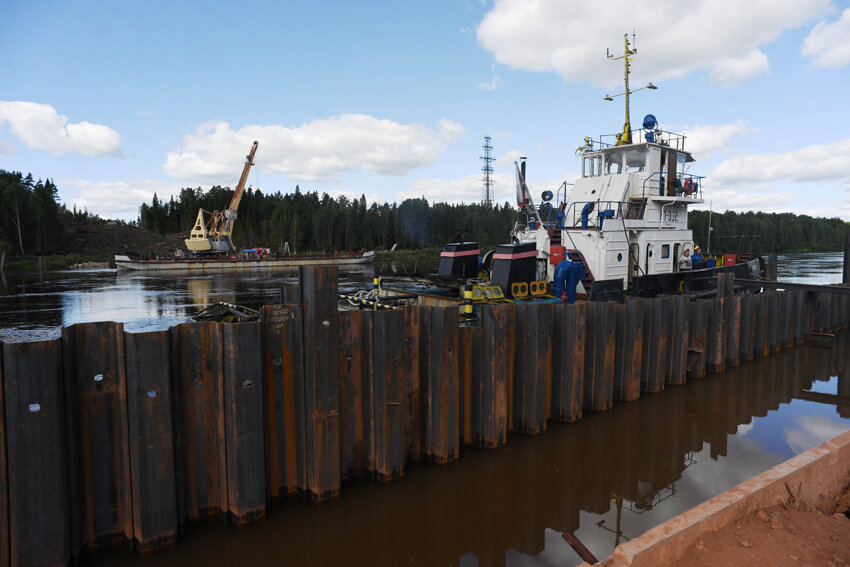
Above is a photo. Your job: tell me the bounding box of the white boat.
[510,34,760,298]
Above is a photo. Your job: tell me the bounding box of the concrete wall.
[587,429,850,567]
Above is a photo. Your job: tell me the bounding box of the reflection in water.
[776,251,844,284]
[0,266,376,341]
[83,334,850,567]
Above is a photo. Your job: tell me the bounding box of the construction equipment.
[184,140,259,254]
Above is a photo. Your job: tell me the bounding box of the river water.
[0,253,848,566]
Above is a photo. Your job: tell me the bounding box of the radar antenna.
[604,33,657,145]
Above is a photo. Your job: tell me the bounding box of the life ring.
[683,178,694,195]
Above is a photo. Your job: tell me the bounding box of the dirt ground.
[60,222,186,258]
[681,485,850,567]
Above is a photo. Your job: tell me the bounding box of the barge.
[115,250,375,271]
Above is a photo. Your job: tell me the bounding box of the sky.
[1,0,849,222]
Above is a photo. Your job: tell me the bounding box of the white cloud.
[709,49,769,87]
[400,174,493,203]
[399,170,571,206]
[784,415,848,454]
[692,185,796,214]
[681,121,751,158]
[802,8,850,69]
[477,75,503,90]
[65,178,181,220]
[477,0,830,87]
[0,139,15,156]
[496,149,523,166]
[0,101,122,156]
[164,115,461,184]
[710,138,850,186]
[439,118,466,142]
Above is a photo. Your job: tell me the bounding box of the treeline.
[3,169,848,256]
[0,170,129,257]
[141,185,850,253]
[688,210,850,253]
[139,186,518,251]
[0,170,62,255]
[0,170,102,256]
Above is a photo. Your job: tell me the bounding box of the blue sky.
[1,0,849,221]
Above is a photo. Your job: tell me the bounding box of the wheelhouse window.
[583,155,602,177]
[605,152,623,175]
[624,148,648,173]
[661,244,670,258]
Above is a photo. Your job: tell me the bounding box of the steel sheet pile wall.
[0,271,847,565]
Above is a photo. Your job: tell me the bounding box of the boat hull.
[115,251,375,271]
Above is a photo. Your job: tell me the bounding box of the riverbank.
[586,429,850,567]
[1,253,111,272]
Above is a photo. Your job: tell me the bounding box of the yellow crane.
[184,141,259,254]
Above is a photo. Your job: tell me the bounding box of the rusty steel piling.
[3,339,69,566]
[124,330,178,552]
[0,267,847,564]
[62,321,133,553]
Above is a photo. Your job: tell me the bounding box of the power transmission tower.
[481,136,494,207]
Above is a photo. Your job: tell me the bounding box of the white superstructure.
[512,34,703,293]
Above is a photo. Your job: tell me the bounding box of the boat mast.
[605,33,656,145]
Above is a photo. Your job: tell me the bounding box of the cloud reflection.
[784,415,848,454]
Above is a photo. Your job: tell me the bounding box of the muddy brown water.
[78,335,849,567]
[0,253,847,565]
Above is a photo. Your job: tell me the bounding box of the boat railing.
[640,171,704,200]
[585,128,687,151]
[559,200,628,230]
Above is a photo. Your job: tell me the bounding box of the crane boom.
[220,140,259,236]
[185,141,259,254]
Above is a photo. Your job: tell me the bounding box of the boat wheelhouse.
[512,116,704,293]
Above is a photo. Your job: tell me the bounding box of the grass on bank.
[1,254,111,273]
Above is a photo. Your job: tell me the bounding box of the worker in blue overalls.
[691,246,704,269]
